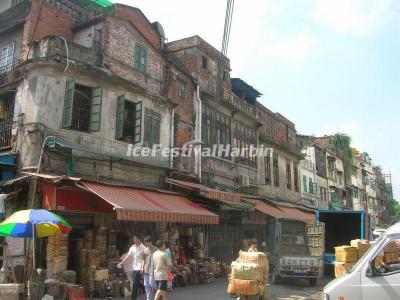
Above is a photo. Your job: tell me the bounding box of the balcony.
[0,59,22,88]
[222,90,256,117]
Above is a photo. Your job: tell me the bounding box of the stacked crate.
[47,234,69,279]
[334,246,358,277]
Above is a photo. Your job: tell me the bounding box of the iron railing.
[0,59,22,87]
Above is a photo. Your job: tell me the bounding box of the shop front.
[39,179,220,298]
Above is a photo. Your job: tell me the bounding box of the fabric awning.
[245,199,288,219]
[79,181,219,224]
[244,199,315,222]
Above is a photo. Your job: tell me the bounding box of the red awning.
[244,199,315,222]
[79,181,219,224]
[245,199,288,219]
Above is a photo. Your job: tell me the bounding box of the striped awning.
[245,199,288,219]
[79,181,219,224]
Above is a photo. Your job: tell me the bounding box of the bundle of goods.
[227,251,269,298]
[334,246,357,277]
[350,239,371,259]
[47,233,69,279]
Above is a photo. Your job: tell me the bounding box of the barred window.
[265,150,271,185]
[286,159,291,189]
[273,153,279,187]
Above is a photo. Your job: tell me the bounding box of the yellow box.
[357,243,371,259]
[334,261,355,278]
[335,246,358,262]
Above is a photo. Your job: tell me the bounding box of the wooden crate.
[334,261,355,277]
[335,246,358,262]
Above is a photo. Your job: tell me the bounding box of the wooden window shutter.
[62,80,75,128]
[134,101,142,143]
[134,44,140,70]
[115,94,125,139]
[89,87,102,132]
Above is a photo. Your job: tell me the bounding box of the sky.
[114,0,399,199]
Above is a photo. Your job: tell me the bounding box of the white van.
[323,222,400,300]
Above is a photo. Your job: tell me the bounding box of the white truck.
[323,222,400,300]
[267,219,324,286]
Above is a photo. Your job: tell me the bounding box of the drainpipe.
[195,85,202,182]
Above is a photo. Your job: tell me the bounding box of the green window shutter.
[89,87,102,132]
[144,108,152,147]
[303,176,307,193]
[134,101,142,143]
[62,80,75,128]
[115,94,125,140]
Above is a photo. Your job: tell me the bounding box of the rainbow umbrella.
[0,209,72,268]
[0,209,72,237]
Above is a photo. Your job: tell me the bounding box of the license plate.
[294,268,309,273]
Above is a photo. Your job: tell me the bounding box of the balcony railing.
[0,59,22,87]
[222,90,256,116]
[0,114,15,149]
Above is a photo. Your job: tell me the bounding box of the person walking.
[143,236,157,300]
[119,250,134,291]
[118,236,146,300]
[153,240,172,300]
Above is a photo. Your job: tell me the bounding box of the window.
[303,175,308,193]
[309,178,313,195]
[265,150,271,185]
[328,157,336,180]
[62,81,103,132]
[0,42,15,73]
[134,43,147,74]
[352,186,359,199]
[371,239,400,276]
[273,153,279,187]
[144,108,161,148]
[178,80,185,98]
[202,55,208,69]
[233,121,257,167]
[115,95,142,143]
[293,163,299,192]
[201,104,231,157]
[320,187,327,202]
[337,171,343,185]
[330,188,338,202]
[286,159,291,189]
[93,29,102,52]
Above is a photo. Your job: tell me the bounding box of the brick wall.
[102,18,165,95]
[114,4,162,51]
[22,0,81,58]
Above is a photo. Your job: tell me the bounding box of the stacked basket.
[227,251,269,298]
[47,234,69,279]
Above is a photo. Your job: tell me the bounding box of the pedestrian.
[119,250,134,291]
[164,242,173,291]
[143,236,157,300]
[153,240,172,300]
[118,236,146,300]
[248,239,258,252]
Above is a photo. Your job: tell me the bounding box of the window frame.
[286,159,292,190]
[134,43,148,74]
[273,153,279,187]
[143,108,161,148]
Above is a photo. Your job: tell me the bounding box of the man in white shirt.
[153,240,172,300]
[118,236,146,300]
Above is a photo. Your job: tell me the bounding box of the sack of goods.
[227,251,269,296]
[334,246,358,263]
[231,261,264,281]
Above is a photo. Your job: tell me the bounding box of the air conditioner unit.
[238,174,250,187]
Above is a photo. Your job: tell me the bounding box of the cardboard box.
[95,269,109,282]
[335,246,358,262]
[334,261,355,278]
[357,243,371,259]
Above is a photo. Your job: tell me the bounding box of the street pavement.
[102,276,330,300]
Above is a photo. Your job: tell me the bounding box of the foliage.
[329,133,354,179]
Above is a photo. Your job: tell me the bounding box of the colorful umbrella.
[0,209,72,237]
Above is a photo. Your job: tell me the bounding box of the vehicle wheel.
[308,278,317,286]
[272,274,282,285]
